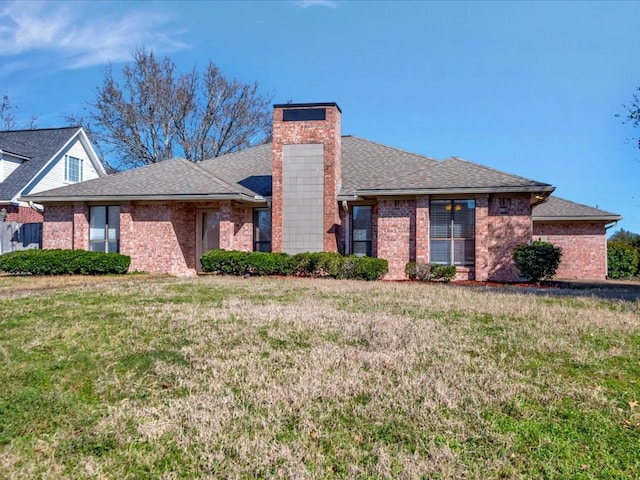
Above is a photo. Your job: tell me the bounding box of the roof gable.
[0,127,84,201]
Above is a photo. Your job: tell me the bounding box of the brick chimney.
[271,102,342,254]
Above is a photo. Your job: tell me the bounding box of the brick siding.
[485,196,532,281]
[533,222,607,279]
[3,205,43,223]
[377,199,416,280]
[42,205,74,249]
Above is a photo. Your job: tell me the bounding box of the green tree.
[608,229,640,276]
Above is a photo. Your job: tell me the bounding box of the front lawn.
[1,275,639,479]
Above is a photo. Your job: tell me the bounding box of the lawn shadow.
[456,279,640,302]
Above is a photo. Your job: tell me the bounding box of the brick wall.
[73,203,89,251]
[377,199,416,279]
[271,104,342,253]
[485,196,532,281]
[43,201,257,276]
[42,205,74,249]
[533,222,607,279]
[3,205,44,223]
[232,204,254,251]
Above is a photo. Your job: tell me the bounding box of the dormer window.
[65,155,83,183]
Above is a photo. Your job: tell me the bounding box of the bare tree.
[1,95,38,131]
[83,49,272,168]
[620,86,640,149]
[1,95,17,130]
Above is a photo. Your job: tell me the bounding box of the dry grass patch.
[1,275,639,479]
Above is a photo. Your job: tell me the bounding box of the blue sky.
[1,0,639,233]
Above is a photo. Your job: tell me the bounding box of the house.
[0,126,107,223]
[24,103,621,280]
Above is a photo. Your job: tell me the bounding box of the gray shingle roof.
[340,136,439,194]
[25,134,621,222]
[0,127,82,200]
[25,136,570,206]
[26,157,260,200]
[532,196,621,221]
[357,156,553,194]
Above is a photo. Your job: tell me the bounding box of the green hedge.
[405,262,457,282]
[200,250,388,281]
[0,249,131,275]
[607,242,639,279]
[200,250,293,276]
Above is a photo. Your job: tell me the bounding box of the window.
[65,155,83,183]
[430,200,475,266]
[352,205,372,257]
[253,208,272,252]
[89,206,120,253]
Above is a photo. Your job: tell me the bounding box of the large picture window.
[89,206,120,253]
[253,208,272,252]
[352,205,372,257]
[430,200,475,266]
[65,155,83,183]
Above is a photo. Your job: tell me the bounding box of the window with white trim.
[65,155,83,183]
[430,199,475,266]
[89,206,120,253]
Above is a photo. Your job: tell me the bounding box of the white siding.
[28,139,101,195]
[1,155,23,182]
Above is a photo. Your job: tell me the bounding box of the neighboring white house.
[0,126,106,223]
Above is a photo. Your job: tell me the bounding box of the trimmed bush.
[512,240,562,283]
[200,250,388,281]
[405,262,457,282]
[0,249,130,275]
[200,250,293,276]
[343,255,389,281]
[607,242,639,279]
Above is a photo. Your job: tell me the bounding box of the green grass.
[0,274,639,479]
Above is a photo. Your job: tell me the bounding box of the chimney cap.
[273,102,341,113]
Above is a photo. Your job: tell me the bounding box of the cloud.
[293,0,340,8]
[0,1,188,70]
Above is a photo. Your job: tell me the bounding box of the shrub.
[607,242,639,279]
[512,240,562,283]
[405,262,457,282]
[200,250,293,276]
[200,250,388,281]
[0,249,130,275]
[344,255,388,281]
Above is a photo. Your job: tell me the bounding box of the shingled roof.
[0,127,83,201]
[27,135,555,203]
[24,156,263,201]
[532,196,621,222]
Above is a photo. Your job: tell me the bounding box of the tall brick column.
[72,202,89,250]
[271,103,342,253]
[415,196,429,263]
[474,196,489,281]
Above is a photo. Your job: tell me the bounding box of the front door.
[197,209,221,271]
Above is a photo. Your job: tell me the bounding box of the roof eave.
[21,193,266,203]
[533,215,622,222]
[356,185,555,196]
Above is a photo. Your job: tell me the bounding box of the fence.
[0,222,42,254]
